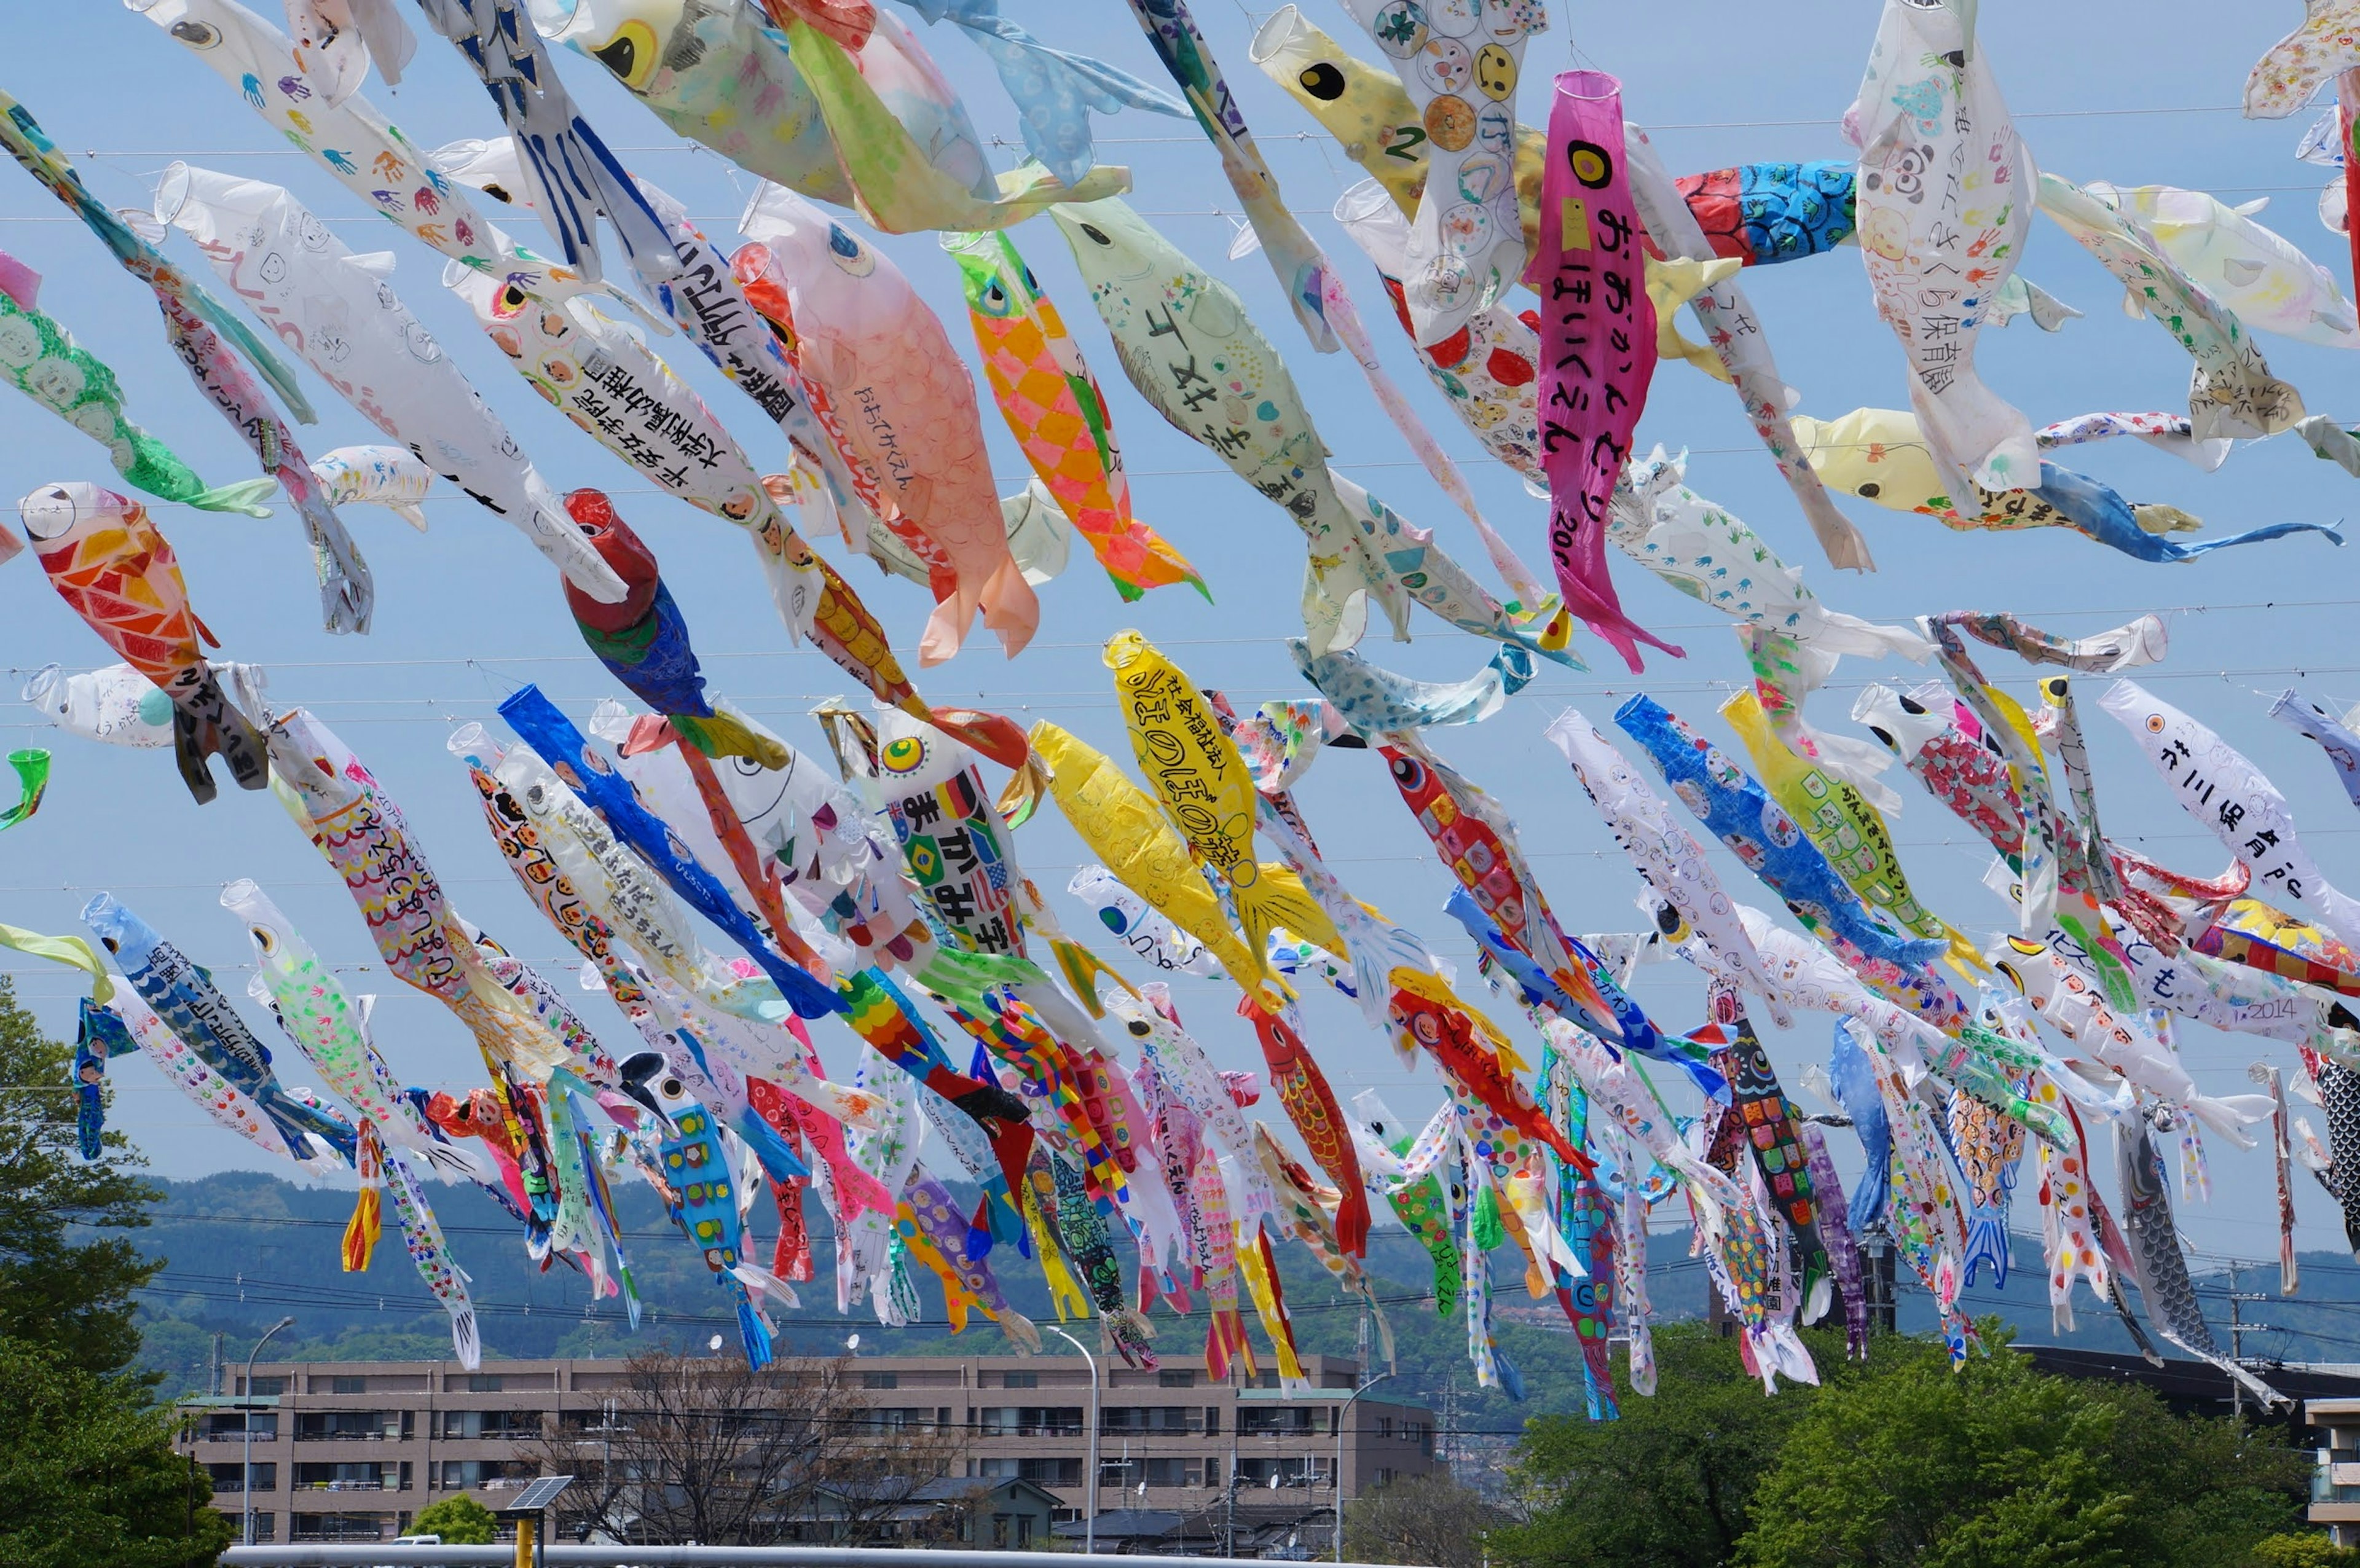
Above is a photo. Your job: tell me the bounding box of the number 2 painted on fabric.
[1383,124,1427,160]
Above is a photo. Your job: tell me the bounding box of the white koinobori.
[2099,680,2360,954]
[1339,0,1541,350]
[152,164,629,602]
[1846,0,2038,502]
[1542,709,1795,1026]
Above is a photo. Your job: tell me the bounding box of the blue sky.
[4,0,2358,1286]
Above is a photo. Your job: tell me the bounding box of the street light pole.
[1332,1372,1387,1564]
[242,1315,295,1547]
[1044,1325,1099,1556]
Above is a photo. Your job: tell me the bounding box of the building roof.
[816,1476,1064,1507]
[1054,1509,1184,1539]
[2024,1345,2360,1426]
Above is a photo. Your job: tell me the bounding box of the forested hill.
[130,1172,2360,1424]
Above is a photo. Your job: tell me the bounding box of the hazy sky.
[5,0,2359,1297]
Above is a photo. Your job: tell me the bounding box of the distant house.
[787,1476,1064,1548]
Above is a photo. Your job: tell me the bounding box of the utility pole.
[2226,1260,2274,1424]
[1225,1358,1240,1559]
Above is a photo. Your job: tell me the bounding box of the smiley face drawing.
[1473,42,1516,100]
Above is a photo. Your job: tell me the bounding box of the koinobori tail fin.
[170,668,270,805]
[1961,1210,2013,1292]
[671,710,791,769]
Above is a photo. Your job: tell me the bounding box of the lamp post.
[1044,1325,1099,1556]
[242,1315,295,1546]
[1332,1372,1386,1564]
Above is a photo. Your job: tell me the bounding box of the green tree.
[1496,1322,1932,1568]
[2251,1534,2360,1567]
[1737,1344,2307,1567]
[0,978,161,1378]
[0,1336,227,1567]
[409,1495,499,1546]
[1343,1472,1514,1568]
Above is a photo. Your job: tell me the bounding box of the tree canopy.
[0,978,161,1379]
[1497,1321,2315,1568]
[409,1494,499,1546]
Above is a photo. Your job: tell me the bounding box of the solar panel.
[495,1475,575,1513]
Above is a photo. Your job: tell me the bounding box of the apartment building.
[179,1352,1439,1546]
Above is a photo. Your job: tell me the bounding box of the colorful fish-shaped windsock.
[21,483,268,804]
[559,490,784,767]
[1794,408,2341,562]
[499,687,843,1021]
[736,187,1035,664]
[777,10,1132,235]
[1530,71,1674,673]
[0,261,270,519]
[0,97,379,627]
[1022,721,1272,995]
[619,1053,793,1368]
[156,166,629,603]
[1048,194,1526,661]
[1544,709,1793,1024]
[407,0,679,292]
[82,893,356,1164]
[1828,1021,1891,1229]
[227,880,496,1188]
[1379,735,1709,1092]
[1719,692,1969,973]
[1336,0,1542,350]
[1615,696,1946,977]
[268,710,574,1111]
[2039,172,2303,440]
[382,1144,481,1370]
[944,229,1203,603]
[2102,680,2360,953]
[1105,632,1333,991]
[1239,1002,1367,1256]
[1849,0,2036,500]
[1353,1089,1460,1313]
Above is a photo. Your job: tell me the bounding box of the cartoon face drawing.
[1417,36,1473,95]
[1473,42,1516,100]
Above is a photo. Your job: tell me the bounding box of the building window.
[1001,1370,1037,1389]
[203,1411,276,1440]
[439,1459,534,1491]
[245,1376,286,1397]
[974,1456,1081,1486]
[1103,1407,1202,1435]
[1374,1467,1398,1487]
[245,1515,275,1542]
[1204,1407,1220,1436]
[978,1406,1084,1437]
[294,1411,401,1442]
[466,1374,504,1394]
[439,1410,541,1441]
[1237,1456,1330,1489]
[1158,1368,1196,1388]
[206,1462,275,1492]
[861,1371,899,1390]
[1239,1406,1319,1436]
[293,1462,396,1492]
[1103,1456,1206,1488]
[329,1376,366,1395]
[289,1513,396,1542]
[1375,1416,1394,1438]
